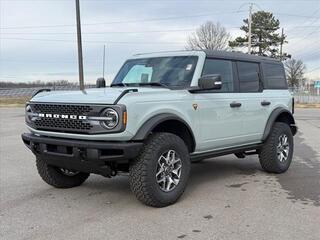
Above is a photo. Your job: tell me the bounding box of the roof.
[203,50,281,63]
[132,50,281,63]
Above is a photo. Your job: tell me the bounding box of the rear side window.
[237,62,260,92]
[263,63,287,89]
[202,59,234,92]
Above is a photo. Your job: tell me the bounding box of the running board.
[190,143,263,162]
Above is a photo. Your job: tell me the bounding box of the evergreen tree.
[229,11,290,60]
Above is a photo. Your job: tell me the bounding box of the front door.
[194,58,244,152]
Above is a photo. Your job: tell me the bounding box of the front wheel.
[129,133,190,207]
[259,122,294,173]
[36,157,90,188]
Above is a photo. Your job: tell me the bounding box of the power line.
[2,11,315,30]
[0,10,245,29]
[305,66,320,74]
[274,12,320,18]
[0,25,318,35]
[0,37,185,45]
[0,28,198,35]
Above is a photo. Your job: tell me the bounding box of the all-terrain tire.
[36,157,90,188]
[259,122,294,173]
[129,132,190,207]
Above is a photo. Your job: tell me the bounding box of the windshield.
[111,56,198,89]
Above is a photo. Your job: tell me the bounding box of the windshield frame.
[111,55,200,90]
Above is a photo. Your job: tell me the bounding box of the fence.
[0,85,95,98]
[290,87,320,104]
[1,86,319,104]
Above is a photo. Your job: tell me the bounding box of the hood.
[30,87,170,104]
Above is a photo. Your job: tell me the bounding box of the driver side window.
[202,59,234,92]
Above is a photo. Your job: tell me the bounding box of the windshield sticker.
[186,64,193,71]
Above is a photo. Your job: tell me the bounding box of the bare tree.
[284,59,306,88]
[186,21,231,50]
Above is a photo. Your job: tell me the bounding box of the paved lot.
[0,108,319,240]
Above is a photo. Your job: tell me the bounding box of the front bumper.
[22,133,143,176]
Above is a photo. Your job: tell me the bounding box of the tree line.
[0,80,78,89]
[186,11,308,88]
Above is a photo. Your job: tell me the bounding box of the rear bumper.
[22,133,143,176]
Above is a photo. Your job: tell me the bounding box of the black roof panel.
[203,50,281,63]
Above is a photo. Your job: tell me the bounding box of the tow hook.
[111,170,117,177]
[30,142,39,154]
[77,148,86,160]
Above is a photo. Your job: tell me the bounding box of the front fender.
[132,113,195,141]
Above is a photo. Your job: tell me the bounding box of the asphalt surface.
[0,108,319,240]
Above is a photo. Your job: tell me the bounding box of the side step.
[191,143,262,162]
[235,150,260,159]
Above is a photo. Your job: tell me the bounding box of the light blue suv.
[22,50,297,207]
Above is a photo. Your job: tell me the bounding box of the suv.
[22,50,297,207]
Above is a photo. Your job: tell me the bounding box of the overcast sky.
[0,0,319,84]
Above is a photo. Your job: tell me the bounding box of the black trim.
[230,102,242,108]
[261,100,271,106]
[22,133,143,175]
[26,102,126,134]
[191,143,263,162]
[113,88,138,104]
[132,113,195,149]
[32,89,51,97]
[292,97,295,114]
[203,50,281,63]
[232,61,240,92]
[262,107,297,141]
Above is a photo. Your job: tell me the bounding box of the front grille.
[27,103,125,134]
[32,104,93,115]
[28,103,102,134]
[33,118,92,131]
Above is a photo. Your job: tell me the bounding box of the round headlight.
[26,104,32,113]
[101,108,119,129]
[25,104,32,122]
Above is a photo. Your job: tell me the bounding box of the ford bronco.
[22,50,297,207]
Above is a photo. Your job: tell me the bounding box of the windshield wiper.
[111,82,169,88]
[138,82,168,88]
[110,82,128,87]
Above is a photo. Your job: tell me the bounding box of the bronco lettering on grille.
[37,113,87,120]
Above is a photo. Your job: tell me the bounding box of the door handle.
[261,100,271,106]
[230,102,242,108]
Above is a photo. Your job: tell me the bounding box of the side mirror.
[198,74,222,90]
[96,77,106,88]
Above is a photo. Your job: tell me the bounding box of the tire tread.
[36,158,90,188]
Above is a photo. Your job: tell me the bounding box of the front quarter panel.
[121,90,198,146]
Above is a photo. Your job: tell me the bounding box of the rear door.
[235,61,269,142]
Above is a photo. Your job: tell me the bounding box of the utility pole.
[248,3,253,54]
[280,28,284,61]
[102,45,106,78]
[75,0,85,90]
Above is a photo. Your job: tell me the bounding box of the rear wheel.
[129,133,190,207]
[36,157,90,188]
[259,122,294,173]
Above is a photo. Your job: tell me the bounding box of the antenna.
[75,0,85,90]
[102,44,106,79]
